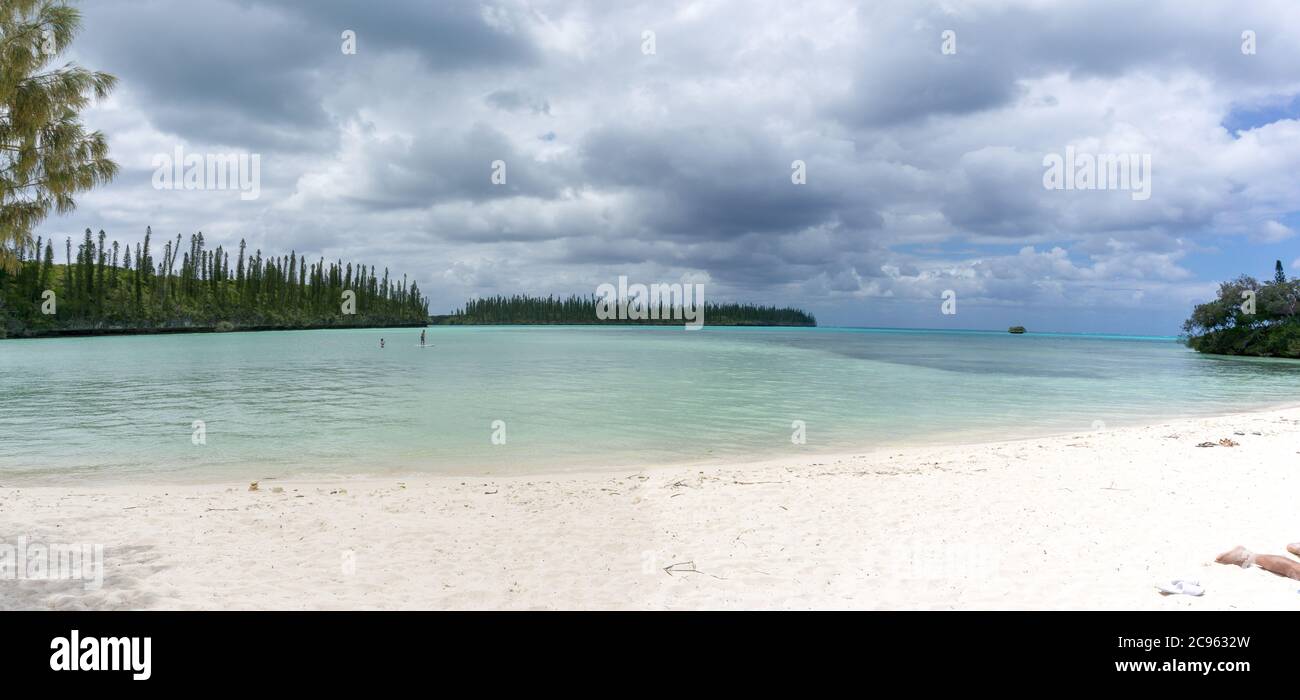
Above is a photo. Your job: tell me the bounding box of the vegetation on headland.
[434,294,816,326]
[1182,260,1300,358]
[1008,326,1026,334]
[0,228,430,338]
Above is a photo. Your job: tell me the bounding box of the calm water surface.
[3,326,1299,484]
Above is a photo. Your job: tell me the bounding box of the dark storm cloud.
[832,1,1299,129]
[75,0,539,149]
[832,37,1019,127]
[252,0,541,69]
[76,0,330,149]
[339,123,565,211]
[938,148,1055,238]
[484,89,551,115]
[580,125,877,241]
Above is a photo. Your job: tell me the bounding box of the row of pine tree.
[445,294,816,326]
[0,227,429,336]
[1,230,821,335]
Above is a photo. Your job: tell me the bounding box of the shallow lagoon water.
[2,326,1298,484]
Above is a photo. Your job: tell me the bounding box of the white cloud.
[34,0,1300,333]
[1255,220,1296,243]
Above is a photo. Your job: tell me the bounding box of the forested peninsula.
[433,294,816,326]
[1182,260,1300,358]
[0,228,429,338]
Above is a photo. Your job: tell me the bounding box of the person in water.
[380,338,385,349]
[420,330,426,346]
[1216,543,1300,581]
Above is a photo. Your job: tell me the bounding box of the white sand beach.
[3,407,1299,610]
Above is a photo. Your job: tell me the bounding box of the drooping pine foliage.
[442,294,815,326]
[0,228,429,337]
[1,1,117,272]
[1182,260,1300,358]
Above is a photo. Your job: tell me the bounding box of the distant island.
[1183,260,1300,358]
[1008,326,1026,334]
[0,229,429,338]
[432,294,816,327]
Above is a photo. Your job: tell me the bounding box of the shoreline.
[2,320,818,340]
[1,320,429,340]
[4,407,1300,610]
[7,400,1300,488]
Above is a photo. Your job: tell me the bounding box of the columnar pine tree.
[0,229,431,335]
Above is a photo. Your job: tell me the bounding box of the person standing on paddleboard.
[420,329,426,347]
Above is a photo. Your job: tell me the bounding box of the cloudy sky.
[45,0,1300,334]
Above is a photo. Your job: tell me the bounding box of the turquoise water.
[2,326,1299,484]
